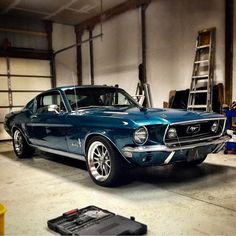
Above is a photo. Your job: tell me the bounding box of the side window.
[36,92,66,114]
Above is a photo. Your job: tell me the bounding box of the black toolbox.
[47,205,147,235]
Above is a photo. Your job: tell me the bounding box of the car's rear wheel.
[13,129,35,158]
[86,136,126,187]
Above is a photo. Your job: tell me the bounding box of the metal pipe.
[0,90,44,93]
[0,74,52,78]
[54,33,103,55]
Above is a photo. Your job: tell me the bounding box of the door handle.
[30,114,37,119]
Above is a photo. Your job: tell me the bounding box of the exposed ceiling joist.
[75,0,151,32]
[44,0,77,20]
[1,0,21,14]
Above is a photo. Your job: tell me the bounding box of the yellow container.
[0,204,6,235]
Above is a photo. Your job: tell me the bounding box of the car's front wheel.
[13,129,35,158]
[86,136,126,187]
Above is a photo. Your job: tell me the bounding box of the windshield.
[64,87,140,111]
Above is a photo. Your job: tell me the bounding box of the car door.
[26,91,72,151]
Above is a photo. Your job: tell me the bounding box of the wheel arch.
[84,132,130,163]
[11,125,31,146]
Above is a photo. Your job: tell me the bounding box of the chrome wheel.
[87,141,111,182]
[14,130,23,155]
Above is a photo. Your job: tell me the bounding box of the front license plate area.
[187,147,205,161]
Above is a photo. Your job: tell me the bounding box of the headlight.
[133,126,148,145]
[167,128,177,139]
[211,121,219,133]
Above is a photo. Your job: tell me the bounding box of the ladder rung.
[194,60,209,64]
[188,105,207,109]
[196,44,210,49]
[192,75,209,79]
[190,90,208,94]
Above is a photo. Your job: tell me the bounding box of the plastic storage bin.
[224,109,236,153]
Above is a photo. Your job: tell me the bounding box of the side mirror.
[48,104,59,114]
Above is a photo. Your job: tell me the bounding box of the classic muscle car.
[4,85,229,187]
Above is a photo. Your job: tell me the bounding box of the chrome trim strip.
[170,117,226,125]
[122,135,230,153]
[26,123,72,127]
[31,145,85,161]
[165,134,223,145]
[164,151,175,164]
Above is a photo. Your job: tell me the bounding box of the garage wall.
[52,23,76,87]
[147,0,225,107]
[82,9,140,94]
[81,0,224,107]
[0,58,51,140]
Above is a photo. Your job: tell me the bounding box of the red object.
[63,209,78,216]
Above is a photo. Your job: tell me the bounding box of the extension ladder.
[187,28,215,112]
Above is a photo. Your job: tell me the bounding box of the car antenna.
[72,72,78,111]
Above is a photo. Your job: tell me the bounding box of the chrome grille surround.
[164,118,226,148]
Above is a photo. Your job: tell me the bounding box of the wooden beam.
[75,0,151,32]
[88,28,95,85]
[0,27,47,37]
[141,4,148,84]
[0,49,52,60]
[44,20,56,88]
[225,0,234,105]
[76,30,83,85]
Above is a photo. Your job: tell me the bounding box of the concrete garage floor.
[0,141,236,235]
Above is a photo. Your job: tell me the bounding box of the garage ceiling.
[0,0,127,25]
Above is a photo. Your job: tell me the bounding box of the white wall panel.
[0,108,9,122]
[10,58,51,76]
[0,124,10,140]
[0,77,8,90]
[11,77,51,90]
[53,23,77,87]
[12,92,40,106]
[0,58,7,74]
[82,9,140,95]
[0,93,8,106]
[81,31,91,85]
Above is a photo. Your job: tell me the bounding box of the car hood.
[74,107,225,127]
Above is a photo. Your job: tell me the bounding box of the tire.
[13,129,35,158]
[86,136,126,187]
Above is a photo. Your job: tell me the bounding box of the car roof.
[45,85,119,93]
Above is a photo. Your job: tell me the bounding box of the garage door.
[0,57,52,140]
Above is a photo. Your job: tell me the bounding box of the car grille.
[164,118,226,147]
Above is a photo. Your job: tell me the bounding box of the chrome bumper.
[122,135,230,154]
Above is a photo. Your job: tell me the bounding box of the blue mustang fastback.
[4,85,229,187]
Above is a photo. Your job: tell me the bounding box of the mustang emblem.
[186,124,200,134]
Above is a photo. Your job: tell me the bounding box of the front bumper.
[122,135,230,166]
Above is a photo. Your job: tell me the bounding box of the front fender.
[83,128,134,163]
